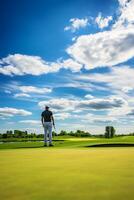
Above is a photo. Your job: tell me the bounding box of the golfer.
[41,106,55,147]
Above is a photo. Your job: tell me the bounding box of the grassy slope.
[0,135,134,149]
[0,136,134,200]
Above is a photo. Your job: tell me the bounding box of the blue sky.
[0,0,134,134]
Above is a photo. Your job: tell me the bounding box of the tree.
[2,133,8,138]
[68,131,75,136]
[14,130,25,138]
[6,130,13,138]
[59,130,67,136]
[105,126,115,138]
[37,134,44,138]
[24,131,28,138]
[52,131,57,136]
[74,130,91,137]
[29,133,36,138]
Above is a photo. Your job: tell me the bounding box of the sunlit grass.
[0,148,134,200]
[0,136,134,200]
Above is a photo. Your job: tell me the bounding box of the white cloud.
[19,120,41,125]
[0,107,32,117]
[93,120,113,124]
[78,97,126,110]
[127,109,134,116]
[60,122,86,130]
[64,18,89,32]
[95,13,112,29]
[75,65,134,118]
[14,93,31,98]
[54,112,71,120]
[61,58,83,72]
[54,80,94,92]
[19,86,52,94]
[38,96,126,112]
[121,86,134,93]
[66,0,134,70]
[38,98,76,112]
[0,54,61,76]
[108,105,131,117]
[85,94,94,99]
[3,82,52,98]
[91,117,116,124]
[0,54,83,76]
[113,0,134,29]
[67,27,134,69]
[76,66,134,92]
[118,0,129,6]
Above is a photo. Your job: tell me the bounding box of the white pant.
[43,122,52,144]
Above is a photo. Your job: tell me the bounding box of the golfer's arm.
[41,116,44,125]
[51,115,55,125]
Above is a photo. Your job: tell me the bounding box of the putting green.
[0,147,134,200]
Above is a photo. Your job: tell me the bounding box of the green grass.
[0,135,134,149]
[0,136,134,200]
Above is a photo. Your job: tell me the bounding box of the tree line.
[0,130,39,139]
[0,129,93,139]
[0,126,134,140]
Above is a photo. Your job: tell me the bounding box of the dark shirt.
[41,110,53,122]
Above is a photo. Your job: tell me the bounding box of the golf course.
[0,136,134,200]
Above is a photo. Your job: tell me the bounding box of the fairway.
[0,147,134,200]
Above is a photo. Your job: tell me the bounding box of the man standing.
[41,106,55,147]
